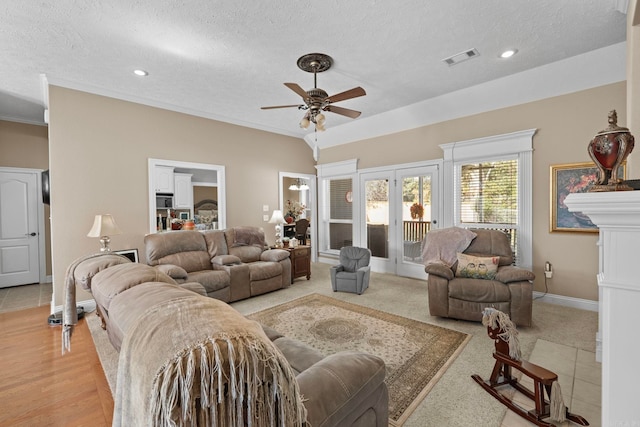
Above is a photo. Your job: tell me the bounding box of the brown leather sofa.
[425,229,535,326]
[144,226,291,302]
[68,255,389,427]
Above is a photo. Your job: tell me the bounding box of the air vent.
[442,48,480,66]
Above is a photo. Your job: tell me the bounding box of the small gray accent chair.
[330,246,372,295]
[425,229,535,327]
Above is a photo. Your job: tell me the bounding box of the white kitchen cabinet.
[154,166,175,193]
[174,173,193,209]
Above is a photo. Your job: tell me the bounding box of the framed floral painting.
[550,161,626,232]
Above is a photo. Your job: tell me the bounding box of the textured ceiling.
[0,1,628,146]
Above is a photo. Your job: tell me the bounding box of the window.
[440,129,535,268]
[316,159,358,255]
[327,178,353,250]
[458,158,519,261]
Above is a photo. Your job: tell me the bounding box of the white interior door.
[0,171,40,287]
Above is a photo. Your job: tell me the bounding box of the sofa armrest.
[260,249,290,262]
[296,351,387,427]
[211,254,242,266]
[494,266,535,284]
[154,264,188,281]
[425,262,454,280]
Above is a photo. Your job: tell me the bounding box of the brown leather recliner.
[425,229,534,327]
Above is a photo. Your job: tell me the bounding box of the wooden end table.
[285,245,311,283]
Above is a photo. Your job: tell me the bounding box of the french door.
[395,165,439,278]
[359,165,439,278]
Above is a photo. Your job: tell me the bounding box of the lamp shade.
[87,214,122,237]
[268,210,285,224]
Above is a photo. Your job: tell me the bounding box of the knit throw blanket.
[421,227,477,267]
[62,252,131,354]
[113,293,307,427]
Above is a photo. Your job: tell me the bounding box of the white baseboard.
[533,291,598,312]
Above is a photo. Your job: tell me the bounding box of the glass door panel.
[396,165,439,279]
[360,171,395,273]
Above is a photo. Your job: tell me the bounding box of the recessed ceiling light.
[499,49,518,59]
[133,69,149,76]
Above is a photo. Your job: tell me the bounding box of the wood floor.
[0,305,113,426]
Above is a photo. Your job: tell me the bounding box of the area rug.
[247,293,471,426]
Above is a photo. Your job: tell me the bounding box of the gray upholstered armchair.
[425,229,534,327]
[330,246,371,295]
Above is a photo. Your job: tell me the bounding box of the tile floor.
[0,282,52,314]
[500,339,602,427]
[1,282,601,426]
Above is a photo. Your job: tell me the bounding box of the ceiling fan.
[261,53,366,131]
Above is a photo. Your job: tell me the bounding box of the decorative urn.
[587,110,634,192]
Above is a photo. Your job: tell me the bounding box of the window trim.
[440,129,536,269]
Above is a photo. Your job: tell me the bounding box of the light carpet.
[87,262,599,426]
[247,293,470,426]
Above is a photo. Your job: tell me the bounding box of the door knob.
[28,232,36,236]
[432,220,437,225]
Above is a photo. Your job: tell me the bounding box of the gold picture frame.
[550,161,626,232]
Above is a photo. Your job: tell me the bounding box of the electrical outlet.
[544,261,553,279]
[263,205,269,212]
[263,214,269,221]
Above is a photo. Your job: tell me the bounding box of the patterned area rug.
[247,293,471,426]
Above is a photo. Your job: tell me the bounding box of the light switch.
[263,205,269,212]
[263,214,269,221]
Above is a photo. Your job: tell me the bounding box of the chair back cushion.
[464,229,513,266]
[339,246,371,272]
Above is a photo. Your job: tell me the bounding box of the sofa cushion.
[92,263,176,311]
[145,231,213,272]
[202,230,229,258]
[229,245,263,263]
[448,277,511,302]
[249,261,282,281]
[455,253,500,280]
[186,270,230,292]
[107,281,204,350]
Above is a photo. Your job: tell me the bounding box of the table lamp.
[268,210,286,248]
[87,214,122,252]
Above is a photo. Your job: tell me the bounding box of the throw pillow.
[455,253,500,280]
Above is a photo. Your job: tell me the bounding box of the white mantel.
[564,191,640,425]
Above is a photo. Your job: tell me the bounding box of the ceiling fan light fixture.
[316,113,326,125]
[300,117,310,129]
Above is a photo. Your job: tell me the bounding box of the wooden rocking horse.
[471,308,589,427]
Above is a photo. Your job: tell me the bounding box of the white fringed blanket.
[113,292,307,427]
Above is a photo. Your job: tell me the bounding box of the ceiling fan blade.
[327,86,366,103]
[261,104,301,110]
[284,83,309,99]
[325,105,361,119]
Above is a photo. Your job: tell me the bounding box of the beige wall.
[321,82,627,302]
[48,86,315,305]
[0,120,52,276]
